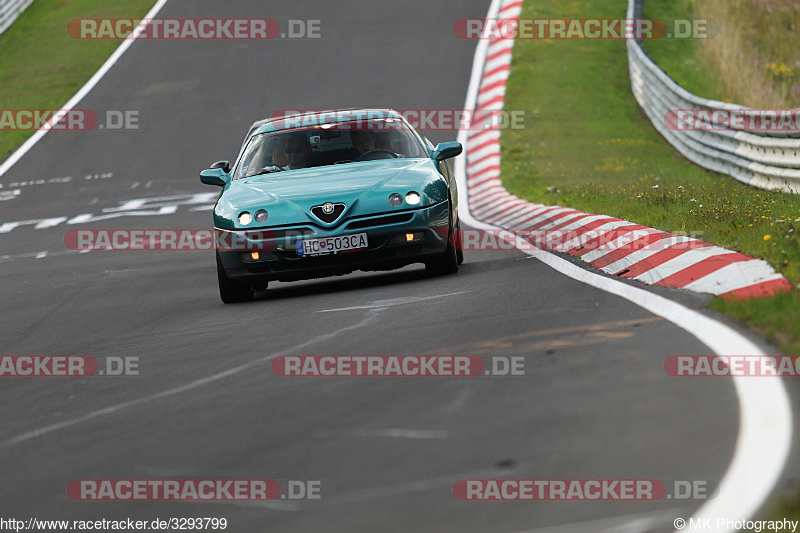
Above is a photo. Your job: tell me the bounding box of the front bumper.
[216,201,451,283]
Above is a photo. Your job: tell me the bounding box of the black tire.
[216,253,253,303]
[455,219,464,265]
[426,200,459,276]
[426,237,459,276]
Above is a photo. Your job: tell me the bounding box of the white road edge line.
[0,0,171,178]
[455,1,793,531]
[0,0,791,528]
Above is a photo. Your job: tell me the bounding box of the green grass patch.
[644,0,800,108]
[501,0,800,353]
[638,0,728,102]
[0,0,155,162]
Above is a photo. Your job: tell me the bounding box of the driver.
[351,130,376,157]
[281,132,318,170]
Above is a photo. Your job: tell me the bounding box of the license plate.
[297,233,368,256]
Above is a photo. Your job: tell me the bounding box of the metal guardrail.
[627,0,800,193]
[0,0,32,35]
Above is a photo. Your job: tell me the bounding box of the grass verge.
[646,0,800,108]
[0,0,155,163]
[642,1,800,526]
[500,0,800,354]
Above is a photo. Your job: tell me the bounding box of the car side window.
[238,139,260,178]
[237,135,272,178]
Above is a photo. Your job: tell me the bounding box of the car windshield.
[234,117,429,179]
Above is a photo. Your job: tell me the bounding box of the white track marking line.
[0,0,171,178]
[464,215,792,533]
[456,1,792,531]
[317,291,470,312]
[0,309,385,448]
[0,0,791,528]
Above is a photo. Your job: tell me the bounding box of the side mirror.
[432,142,462,161]
[210,160,231,173]
[200,168,230,187]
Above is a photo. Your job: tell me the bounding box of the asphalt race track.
[0,1,788,531]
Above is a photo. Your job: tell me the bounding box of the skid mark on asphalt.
[0,309,387,448]
[435,317,663,356]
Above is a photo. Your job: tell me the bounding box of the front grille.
[310,203,346,224]
[345,213,414,230]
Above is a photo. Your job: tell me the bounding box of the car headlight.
[255,209,269,223]
[405,191,421,205]
[238,211,253,225]
[388,193,403,206]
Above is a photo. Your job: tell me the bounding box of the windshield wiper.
[250,165,286,177]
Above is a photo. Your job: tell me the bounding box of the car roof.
[252,108,404,136]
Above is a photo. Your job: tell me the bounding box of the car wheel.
[426,200,459,276]
[216,252,253,303]
[455,219,464,265]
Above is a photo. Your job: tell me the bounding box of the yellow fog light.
[390,232,424,245]
[241,251,273,262]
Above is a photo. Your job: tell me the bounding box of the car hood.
[214,158,448,230]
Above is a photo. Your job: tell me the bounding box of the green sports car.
[200,108,463,303]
